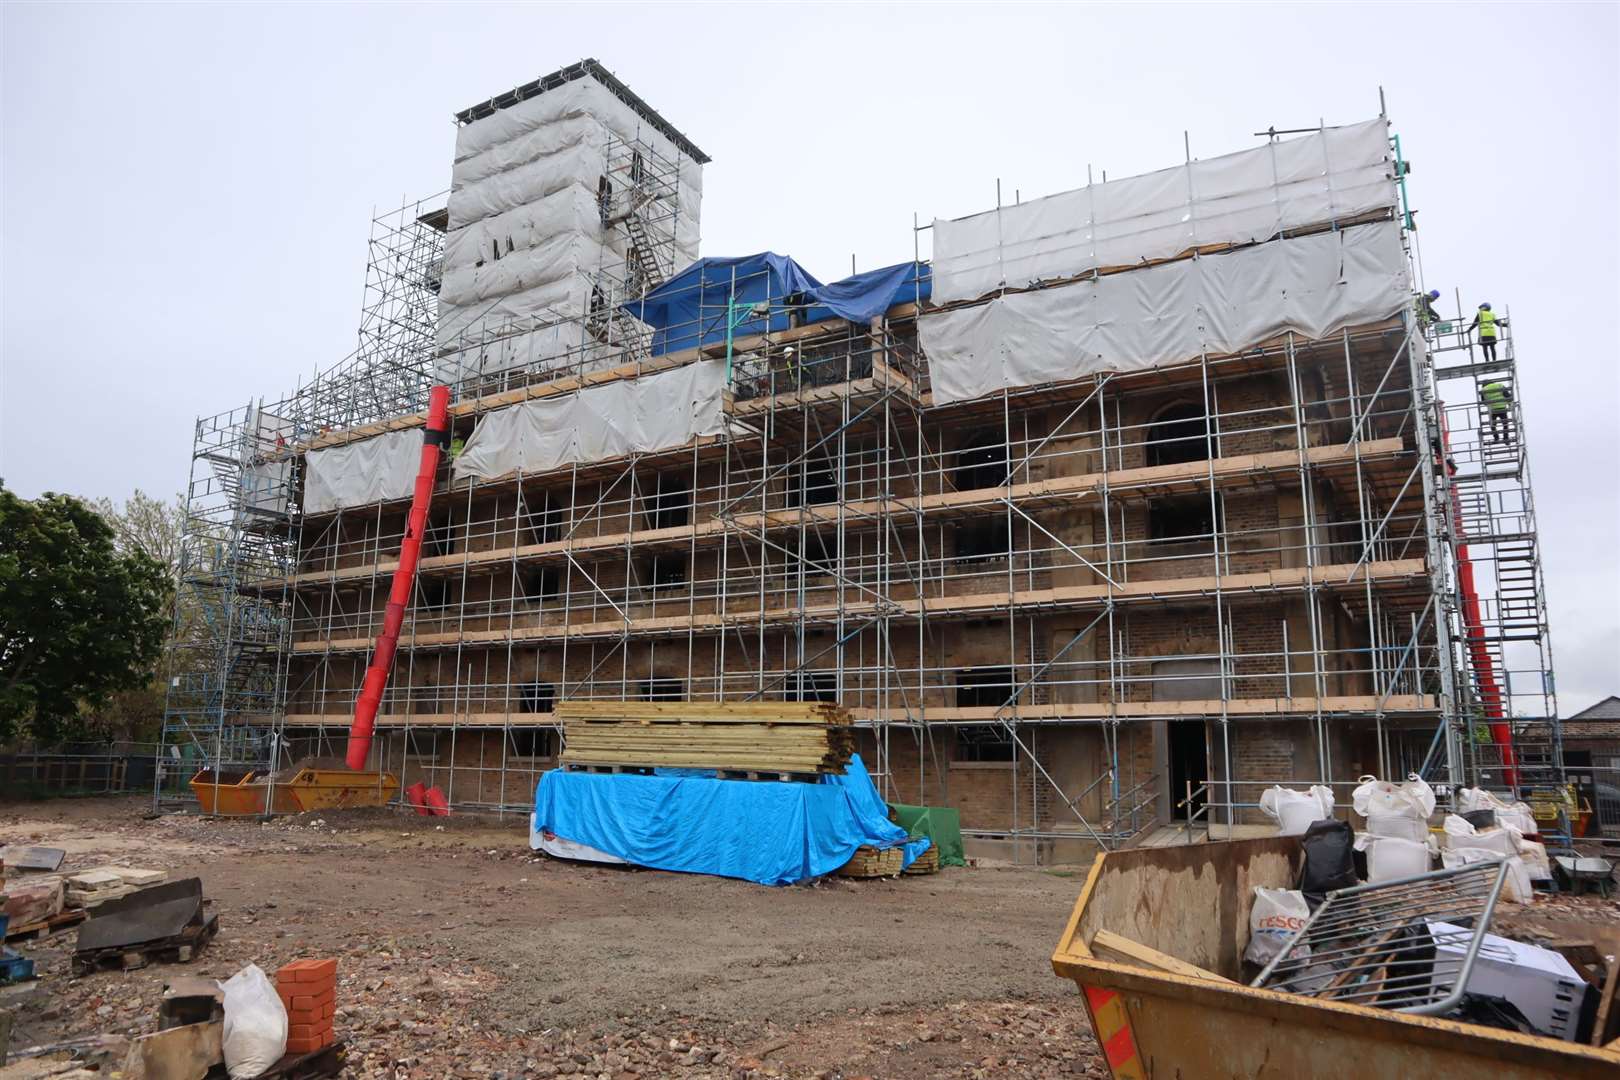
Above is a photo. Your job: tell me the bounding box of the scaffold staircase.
[1421,305,1567,844]
[157,403,300,809]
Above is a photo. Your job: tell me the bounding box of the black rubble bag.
[1299,818,1359,907]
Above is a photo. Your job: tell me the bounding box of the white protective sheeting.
[431,318,604,389]
[931,118,1394,305]
[454,360,727,481]
[304,429,421,514]
[919,221,1408,405]
[436,73,703,382]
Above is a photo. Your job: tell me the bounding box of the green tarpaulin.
[890,803,966,867]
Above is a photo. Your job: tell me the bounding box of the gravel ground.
[2,797,1104,1078]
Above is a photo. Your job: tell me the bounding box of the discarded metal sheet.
[76,878,204,953]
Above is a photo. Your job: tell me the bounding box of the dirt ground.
[7,800,1618,1079]
[2,798,1106,1079]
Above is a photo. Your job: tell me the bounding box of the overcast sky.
[2,2,1616,713]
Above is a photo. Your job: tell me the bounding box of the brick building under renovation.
[162,60,1563,858]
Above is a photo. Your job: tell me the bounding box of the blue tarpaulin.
[532,754,929,886]
[623,254,931,356]
[803,262,932,325]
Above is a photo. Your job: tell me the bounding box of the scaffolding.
[157,198,448,801]
[164,104,1561,864]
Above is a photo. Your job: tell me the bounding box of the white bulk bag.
[1258,785,1335,836]
[1353,774,1435,842]
[1517,839,1553,882]
[1457,787,1537,834]
[1355,833,1433,883]
[1442,814,1523,858]
[1245,887,1311,966]
[1352,773,1436,817]
[1443,847,1533,903]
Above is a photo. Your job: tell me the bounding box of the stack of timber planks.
[556,700,854,774]
[837,846,905,878]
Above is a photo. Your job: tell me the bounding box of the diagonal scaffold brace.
[345,385,452,771]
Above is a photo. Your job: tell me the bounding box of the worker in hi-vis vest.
[1415,289,1442,326]
[1467,302,1509,362]
[1480,380,1514,444]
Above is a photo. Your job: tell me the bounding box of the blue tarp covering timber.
[532,753,929,886]
[622,254,931,356]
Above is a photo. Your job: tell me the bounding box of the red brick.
[287,1020,332,1043]
[278,958,337,984]
[281,986,335,1012]
[285,1031,333,1055]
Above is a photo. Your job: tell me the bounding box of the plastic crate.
[1,946,35,984]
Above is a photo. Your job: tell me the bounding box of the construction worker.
[1481,380,1514,443]
[1415,289,1442,326]
[1467,302,1509,362]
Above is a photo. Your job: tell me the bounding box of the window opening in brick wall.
[505,726,556,759]
[956,724,1016,762]
[787,671,838,703]
[519,681,555,714]
[521,565,563,601]
[636,553,688,590]
[954,518,1011,561]
[649,471,692,528]
[785,456,839,508]
[527,491,563,545]
[954,429,1009,491]
[641,677,685,701]
[1148,496,1221,543]
[1147,402,1211,467]
[956,666,1015,709]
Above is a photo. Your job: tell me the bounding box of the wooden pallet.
[837,846,904,878]
[71,913,219,976]
[259,1038,347,1079]
[4,907,86,943]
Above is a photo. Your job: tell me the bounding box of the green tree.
[0,483,172,744]
[89,490,190,743]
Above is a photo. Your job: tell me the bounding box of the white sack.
[1443,847,1533,903]
[1457,788,1537,834]
[1518,839,1552,882]
[1352,772,1436,817]
[1245,887,1310,967]
[454,360,727,481]
[919,221,1408,405]
[219,963,287,1079]
[1442,814,1523,858]
[931,118,1393,305]
[1355,833,1433,883]
[304,429,421,514]
[1258,785,1335,836]
[1365,812,1431,844]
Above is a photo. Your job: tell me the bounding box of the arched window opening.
[954,429,1008,491]
[1147,403,1211,467]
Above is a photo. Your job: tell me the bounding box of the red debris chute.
[345,385,452,771]
[1440,416,1517,789]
